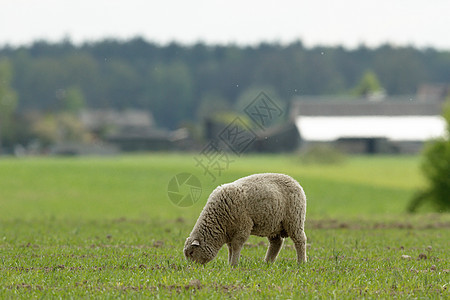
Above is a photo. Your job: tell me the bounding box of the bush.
[408,100,450,212]
[299,144,346,165]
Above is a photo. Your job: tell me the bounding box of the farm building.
[203,117,300,153]
[291,97,446,154]
[80,109,191,152]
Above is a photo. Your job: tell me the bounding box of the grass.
[0,153,449,298]
[0,153,423,220]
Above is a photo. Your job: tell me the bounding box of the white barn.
[292,98,446,154]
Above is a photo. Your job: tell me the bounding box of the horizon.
[1,36,447,52]
[1,0,450,50]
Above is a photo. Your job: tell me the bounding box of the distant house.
[249,123,300,153]
[80,109,191,151]
[291,97,446,154]
[107,127,191,152]
[417,83,450,102]
[80,109,155,136]
[203,117,300,153]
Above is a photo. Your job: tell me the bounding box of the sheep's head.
[183,237,215,264]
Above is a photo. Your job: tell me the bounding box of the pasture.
[0,153,449,298]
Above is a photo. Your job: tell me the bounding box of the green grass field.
[1,153,449,298]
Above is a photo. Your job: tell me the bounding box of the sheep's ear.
[191,240,200,246]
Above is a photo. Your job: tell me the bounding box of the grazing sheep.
[184,173,307,266]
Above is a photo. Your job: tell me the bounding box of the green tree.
[234,85,285,129]
[373,46,429,94]
[0,58,18,151]
[196,91,230,121]
[235,85,283,111]
[353,70,384,98]
[103,59,140,109]
[61,86,85,114]
[32,113,89,145]
[408,99,450,212]
[148,61,193,129]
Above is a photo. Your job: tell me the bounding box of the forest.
[1,38,450,144]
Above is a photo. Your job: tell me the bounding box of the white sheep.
[184,173,307,266]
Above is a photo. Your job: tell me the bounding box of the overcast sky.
[1,0,449,49]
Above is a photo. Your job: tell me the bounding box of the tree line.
[1,38,450,132]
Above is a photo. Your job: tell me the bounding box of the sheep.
[183,173,307,266]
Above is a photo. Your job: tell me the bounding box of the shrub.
[299,144,346,165]
[408,100,450,212]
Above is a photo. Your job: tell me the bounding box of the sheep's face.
[184,237,215,264]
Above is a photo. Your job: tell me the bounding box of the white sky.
[1,0,450,49]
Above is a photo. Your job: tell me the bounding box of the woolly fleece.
[184,173,307,266]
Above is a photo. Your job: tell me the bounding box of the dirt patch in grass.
[1,262,184,273]
[8,280,246,295]
[8,283,43,291]
[307,218,450,230]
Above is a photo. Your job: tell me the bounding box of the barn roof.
[291,99,442,117]
[80,109,154,130]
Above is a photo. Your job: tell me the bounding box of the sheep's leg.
[291,230,307,263]
[227,243,233,265]
[228,228,252,266]
[228,238,246,266]
[264,236,283,263]
[228,242,243,266]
